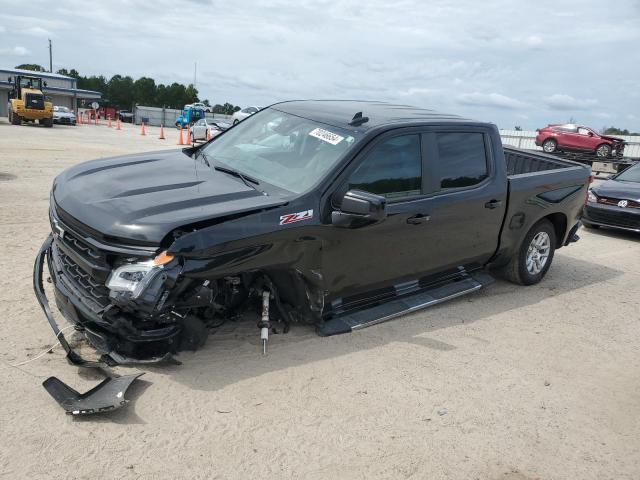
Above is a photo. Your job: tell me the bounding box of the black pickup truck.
[35,100,591,366]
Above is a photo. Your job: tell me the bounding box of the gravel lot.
[1,118,639,480]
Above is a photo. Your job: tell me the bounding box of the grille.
[586,206,640,229]
[597,197,640,209]
[53,243,111,313]
[25,93,44,109]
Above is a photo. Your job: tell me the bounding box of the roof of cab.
[270,100,482,132]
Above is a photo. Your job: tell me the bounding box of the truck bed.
[504,146,584,176]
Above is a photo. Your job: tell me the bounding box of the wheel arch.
[542,212,567,248]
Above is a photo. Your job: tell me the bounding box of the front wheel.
[499,219,556,285]
[42,117,53,127]
[595,144,611,158]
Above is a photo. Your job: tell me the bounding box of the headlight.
[587,190,598,203]
[106,251,174,298]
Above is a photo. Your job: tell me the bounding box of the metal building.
[0,67,101,117]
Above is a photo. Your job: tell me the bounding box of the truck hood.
[593,179,640,201]
[53,149,288,244]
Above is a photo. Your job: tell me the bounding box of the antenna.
[349,111,369,126]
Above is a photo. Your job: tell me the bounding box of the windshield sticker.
[309,128,344,145]
[280,209,313,225]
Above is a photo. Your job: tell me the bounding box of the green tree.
[15,63,46,72]
[56,68,80,79]
[133,77,157,107]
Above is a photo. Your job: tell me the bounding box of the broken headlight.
[106,251,174,298]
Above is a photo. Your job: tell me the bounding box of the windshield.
[201,108,359,193]
[55,106,70,113]
[615,163,640,183]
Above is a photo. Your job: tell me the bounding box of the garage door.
[0,91,7,117]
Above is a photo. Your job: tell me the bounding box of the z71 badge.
[279,209,313,225]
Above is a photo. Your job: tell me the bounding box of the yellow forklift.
[7,75,53,127]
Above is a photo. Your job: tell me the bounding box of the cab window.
[347,134,422,199]
[435,132,488,189]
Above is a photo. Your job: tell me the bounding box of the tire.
[542,138,557,153]
[10,110,21,125]
[499,219,556,286]
[595,143,611,158]
[42,117,53,128]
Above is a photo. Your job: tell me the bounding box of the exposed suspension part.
[258,290,271,355]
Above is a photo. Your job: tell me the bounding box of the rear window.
[435,132,488,189]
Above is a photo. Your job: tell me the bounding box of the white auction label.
[309,127,344,145]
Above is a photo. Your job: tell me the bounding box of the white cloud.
[524,35,543,46]
[0,26,6,33]
[25,26,51,36]
[544,94,598,111]
[398,87,437,97]
[457,92,527,110]
[0,45,30,56]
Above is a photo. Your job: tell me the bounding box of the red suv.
[535,124,625,158]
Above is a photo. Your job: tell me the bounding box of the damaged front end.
[36,204,306,368]
[38,211,211,366]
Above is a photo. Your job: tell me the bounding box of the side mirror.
[331,190,387,227]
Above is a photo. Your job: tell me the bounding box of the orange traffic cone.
[177,126,184,145]
[108,116,112,128]
[140,121,146,136]
[116,118,121,130]
[159,124,165,140]
[206,127,212,141]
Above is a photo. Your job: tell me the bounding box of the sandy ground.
[0,118,639,480]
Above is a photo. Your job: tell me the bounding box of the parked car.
[189,118,231,142]
[186,102,212,113]
[118,110,134,123]
[583,162,640,233]
[35,100,589,369]
[535,124,626,158]
[52,106,76,125]
[231,106,262,124]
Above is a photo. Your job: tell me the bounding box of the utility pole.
[194,61,197,88]
[48,39,52,73]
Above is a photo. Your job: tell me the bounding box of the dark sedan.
[583,162,640,233]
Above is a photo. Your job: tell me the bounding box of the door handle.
[484,199,502,209]
[406,214,430,225]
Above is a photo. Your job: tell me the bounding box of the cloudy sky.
[0,0,639,130]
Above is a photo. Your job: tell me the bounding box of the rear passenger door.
[417,128,508,273]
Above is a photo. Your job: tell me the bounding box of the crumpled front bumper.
[34,234,179,365]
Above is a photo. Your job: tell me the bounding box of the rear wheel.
[499,219,556,285]
[542,138,557,153]
[595,143,611,158]
[42,117,53,128]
